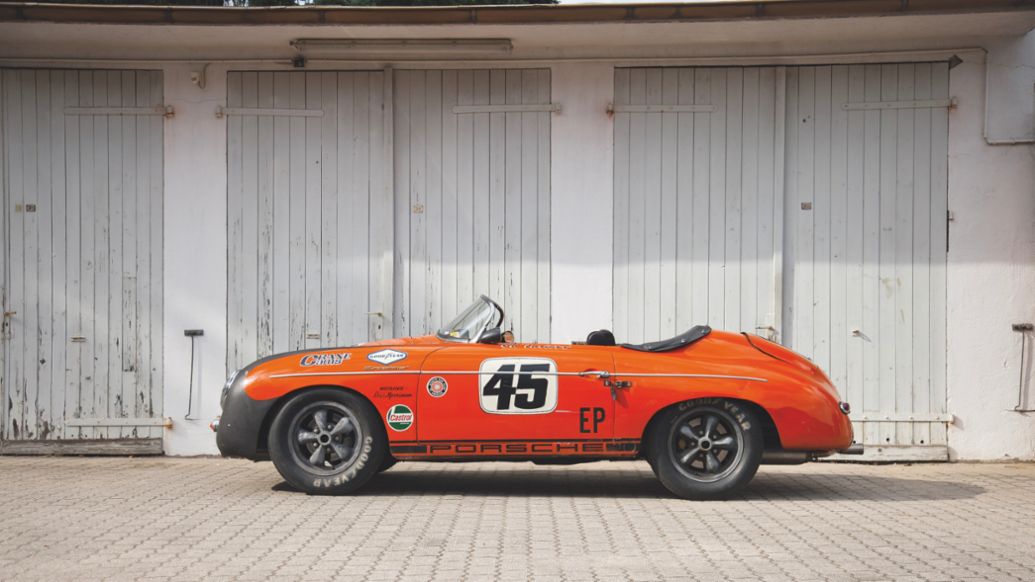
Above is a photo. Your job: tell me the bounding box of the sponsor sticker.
[367,349,407,366]
[426,376,448,398]
[386,404,414,432]
[299,353,350,367]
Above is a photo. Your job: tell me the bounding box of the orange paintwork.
[238,331,853,459]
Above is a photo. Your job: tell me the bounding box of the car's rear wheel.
[268,388,386,495]
[647,398,763,499]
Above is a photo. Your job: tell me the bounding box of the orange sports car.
[214,295,859,499]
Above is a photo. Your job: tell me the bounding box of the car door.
[416,343,616,444]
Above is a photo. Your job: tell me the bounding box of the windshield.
[437,295,503,343]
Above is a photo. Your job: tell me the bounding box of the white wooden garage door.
[614,64,949,460]
[784,64,950,460]
[393,69,551,342]
[613,67,786,344]
[226,71,390,370]
[227,68,552,370]
[1,69,165,454]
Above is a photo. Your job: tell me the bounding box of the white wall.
[162,64,229,456]
[119,33,1034,459]
[945,38,1035,460]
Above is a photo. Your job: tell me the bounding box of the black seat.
[586,329,617,346]
[620,325,711,353]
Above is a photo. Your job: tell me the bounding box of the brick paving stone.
[1,458,1034,581]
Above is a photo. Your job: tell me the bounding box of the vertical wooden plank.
[441,69,459,325]
[659,68,679,339]
[723,68,743,332]
[503,70,522,334]
[612,68,631,341]
[226,73,243,370]
[536,68,551,342]
[0,70,8,439]
[49,71,68,439]
[519,69,539,340]
[257,72,275,357]
[35,71,54,439]
[771,67,786,345]
[304,73,321,349]
[929,62,949,444]
[370,70,390,341]
[862,65,883,445]
[911,63,933,447]
[106,71,125,433]
[627,68,646,343]
[471,71,490,301]
[288,72,306,351]
[21,70,40,438]
[706,68,727,327]
[148,69,164,427]
[272,72,291,354]
[488,70,506,316]
[456,70,475,313]
[392,70,411,337]
[740,68,760,337]
[754,68,776,337]
[337,72,355,344]
[65,71,83,438]
[4,70,25,439]
[793,66,815,360]
[894,64,916,446]
[674,68,694,332]
[92,72,111,439]
[133,71,151,428]
[426,70,443,334]
[318,72,337,347]
[352,73,372,343]
[845,65,867,425]
[829,66,850,395]
[691,69,710,327]
[119,71,136,436]
[643,68,663,342]
[813,66,832,372]
[409,71,428,336]
[241,72,259,364]
[877,63,899,446]
[781,68,798,348]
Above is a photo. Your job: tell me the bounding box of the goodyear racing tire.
[647,398,763,500]
[268,388,386,495]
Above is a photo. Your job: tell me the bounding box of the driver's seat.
[586,329,617,346]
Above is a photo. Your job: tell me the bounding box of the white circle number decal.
[478,358,558,414]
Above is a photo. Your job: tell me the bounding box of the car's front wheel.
[268,388,386,495]
[647,398,763,499]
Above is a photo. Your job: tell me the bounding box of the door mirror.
[479,327,504,344]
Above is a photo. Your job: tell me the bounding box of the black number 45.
[483,363,550,410]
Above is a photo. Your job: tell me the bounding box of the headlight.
[221,368,242,409]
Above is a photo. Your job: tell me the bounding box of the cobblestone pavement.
[1,458,1034,581]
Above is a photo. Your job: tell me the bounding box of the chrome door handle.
[578,370,611,379]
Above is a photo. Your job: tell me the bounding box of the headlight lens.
[220,368,242,409]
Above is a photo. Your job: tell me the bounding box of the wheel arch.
[638,397,782,459]
[255,384,384,458]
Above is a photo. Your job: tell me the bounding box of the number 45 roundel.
[479,357,558,414]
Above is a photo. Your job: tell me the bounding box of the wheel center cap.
[700,440,712,450]
[318,434,331,445]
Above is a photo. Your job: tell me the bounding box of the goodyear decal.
[368,349,407,366]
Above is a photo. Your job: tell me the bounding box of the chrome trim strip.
[270,370,767,382]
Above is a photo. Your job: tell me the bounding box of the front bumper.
[214,380,277,460]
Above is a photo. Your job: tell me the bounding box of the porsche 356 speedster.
[214,296,859,499]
